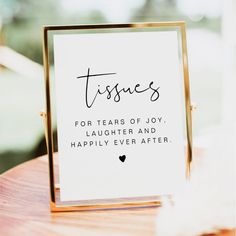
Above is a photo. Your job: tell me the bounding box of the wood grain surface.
[0,154,235,236]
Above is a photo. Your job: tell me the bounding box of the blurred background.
[0,0,235,173]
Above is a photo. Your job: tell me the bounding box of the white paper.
[53,31,186,201]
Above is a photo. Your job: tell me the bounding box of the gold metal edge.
[43,27,56,203]
[50,200,161,212]
[180,23,192,178]
[43,21,185,31]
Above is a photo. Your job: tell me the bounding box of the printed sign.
[53,30,186,201]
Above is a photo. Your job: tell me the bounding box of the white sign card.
[53,30,187,202]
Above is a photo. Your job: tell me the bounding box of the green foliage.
[1,0,107,63]
[0,150,32,174]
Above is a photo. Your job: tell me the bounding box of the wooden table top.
[0,154,235,236]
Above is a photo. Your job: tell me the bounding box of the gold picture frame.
[42,22,192,212]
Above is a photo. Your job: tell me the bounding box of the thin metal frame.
[42,22,192,212]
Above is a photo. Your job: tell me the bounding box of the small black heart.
[119,155,126,162]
